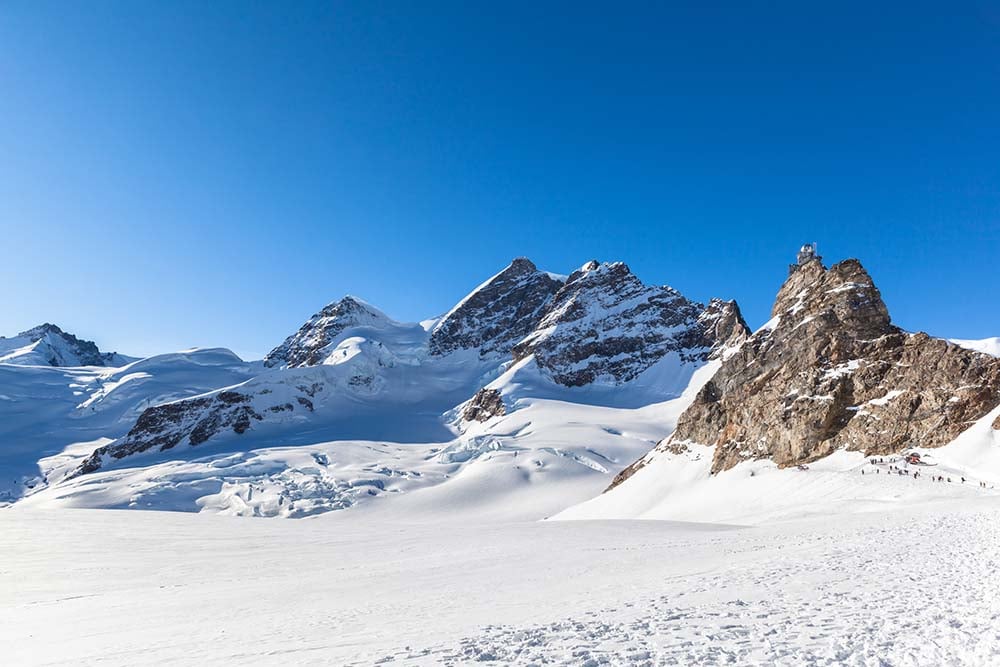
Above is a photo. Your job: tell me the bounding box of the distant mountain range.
[3,251,999,522]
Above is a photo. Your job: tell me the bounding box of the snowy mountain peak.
[0,323,126,367]
[263,295,396,368]
[19,323,67,339]
[428,257,564,359]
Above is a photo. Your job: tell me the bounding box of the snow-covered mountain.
[63,258,743,483]
[262,296,405,368]
[5,251,1000,524]
[4,257,746,516]
[0,323,134,367]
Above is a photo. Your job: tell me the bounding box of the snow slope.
[556,405,1000,524]
[0,348,257,502]
[3,498,999,666]
[19,360,719,519]
[952,336,1000,357]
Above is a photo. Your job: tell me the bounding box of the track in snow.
[366,507,1000,666]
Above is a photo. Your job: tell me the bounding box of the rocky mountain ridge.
[68,257,743,477]
[610,255,1000,490]
[513,261,748,386]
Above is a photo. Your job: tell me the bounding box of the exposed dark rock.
[462,388,506,422]
[513,261,749,386]
[71,391,265,479]
[429,258,564,359]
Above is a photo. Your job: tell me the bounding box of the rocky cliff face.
[429,258,564,360]
[611,256,1000,488]
[513,261,748,386]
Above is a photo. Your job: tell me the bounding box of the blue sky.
[1,1,998,359]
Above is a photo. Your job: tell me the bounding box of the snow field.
[3,498,999,666]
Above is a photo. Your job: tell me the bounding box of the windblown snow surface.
[3,497,1000,666]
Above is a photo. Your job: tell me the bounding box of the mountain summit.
[0,324,128,367]
[610,253,1000,488]
[429,258,564,360]
[262,296,395,368]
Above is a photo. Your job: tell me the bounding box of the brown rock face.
[461,388,506,422]
[614,257,1000,485]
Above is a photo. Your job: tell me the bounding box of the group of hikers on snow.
[858,455,992,489]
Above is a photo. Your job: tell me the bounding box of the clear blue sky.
[1,1,998,359]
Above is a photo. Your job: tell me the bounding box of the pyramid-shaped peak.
[429,258,563,359]
[18,323,66,340]
[310,295,390,322]
[263,295,394,368]
[3,323,117,367]
[504,257,538,273]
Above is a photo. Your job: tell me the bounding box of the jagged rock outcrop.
[697,298,750,354]
[0,323,123,367]
[74,390,265,477]
[513,261,749,386]
[69,379,331,478]
[263,297,391,368]
[461,388,506,422]
[612,255,1000,487]
[429,258,564,359]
